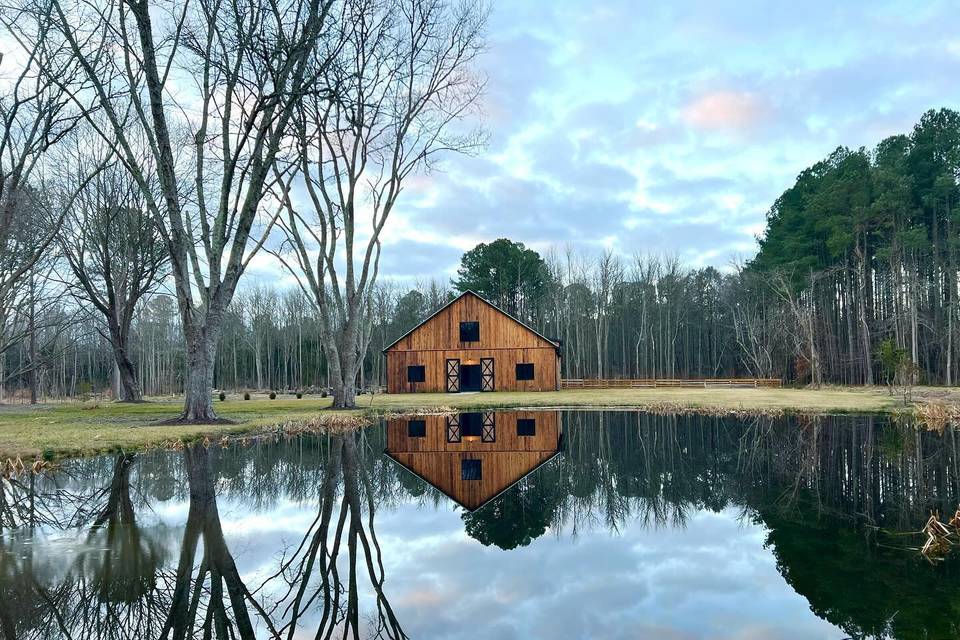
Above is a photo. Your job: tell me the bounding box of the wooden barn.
[384,410,562,510]
[383,291,561,394]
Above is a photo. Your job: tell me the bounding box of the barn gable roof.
[382,290,560,353]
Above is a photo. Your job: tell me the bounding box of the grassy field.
[0,386,917,460]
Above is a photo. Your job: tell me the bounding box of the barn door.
[481,411,496,442]
[445,359,460,393]
[480,358,495,392]
[446,414,461,443]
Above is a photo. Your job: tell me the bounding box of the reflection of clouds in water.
[204,498,843,639]
[377,506,842,640]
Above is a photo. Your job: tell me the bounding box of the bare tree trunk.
[113,347,143,402]
[857,245,874,385]
[182,327,219,422]
[107,321,143,402]
[330,322,359,409]
[28,273,37,405]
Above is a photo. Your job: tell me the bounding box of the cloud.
[681,91,770,133]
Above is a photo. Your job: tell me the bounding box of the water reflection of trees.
[0,427,412,639]
[2,412,960,639]
[0,452,173,639]
[462,412,960,544]
[462,412,960,640]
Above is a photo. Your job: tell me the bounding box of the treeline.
[748,108,960,385]
[0,257,742,399]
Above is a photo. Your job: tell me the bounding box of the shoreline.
[0,386,949,461]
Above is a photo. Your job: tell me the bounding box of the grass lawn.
[0,386,914,460]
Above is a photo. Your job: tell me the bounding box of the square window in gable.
[461,459,482,481]
[459,321,480,342]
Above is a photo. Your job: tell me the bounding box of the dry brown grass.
[914,402,960,432]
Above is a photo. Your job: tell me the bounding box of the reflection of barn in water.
[385,410,562,510]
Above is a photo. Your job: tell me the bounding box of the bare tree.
[0,189,50,361]
[729,261,778,379]
[771,269,825,388]
[0,1,98,369]
[273,0,487,408]
[592,250,622,378]
[57,143,167,402]
[42,0,336,420]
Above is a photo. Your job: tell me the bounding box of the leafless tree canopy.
[25,0,337,419]
[274,0,487,408]
[57,140,168,401]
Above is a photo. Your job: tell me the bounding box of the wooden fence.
[561,378,782,389]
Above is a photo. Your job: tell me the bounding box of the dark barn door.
[460,364,482,392]
[446,359,460,393]
[481,358,495,391]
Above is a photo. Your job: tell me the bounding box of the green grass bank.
[0,386,921,460]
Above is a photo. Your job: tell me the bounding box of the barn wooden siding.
[385,411,561,510]
[384,292,560,393]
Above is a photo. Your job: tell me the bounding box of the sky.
[329,0,960,284]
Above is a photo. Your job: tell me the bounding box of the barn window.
[517,418,536,436]
[407,365,425,383]
[515,363,535,380]
[459,321,480,342]
[461,459,482,481]
[407,419,426,438]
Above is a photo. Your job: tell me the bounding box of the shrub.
[321,389,328,398]
[269,391,277,400]
[219,391,226,401]
[42,448,55,462]
[296,392,303,399]
[243,392,251,401]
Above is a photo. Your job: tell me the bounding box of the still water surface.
[1,410,959,639]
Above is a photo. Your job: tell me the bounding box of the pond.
[1,410,959,639]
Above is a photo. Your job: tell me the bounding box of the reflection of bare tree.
[0,452,173,639]
[69,453,168,637]
[0,468,68,531]
[265,430,406,640]
[161,445,271,640]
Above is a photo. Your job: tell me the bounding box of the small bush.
[219,391,226,401]
[243,392,251,401]
[269,391,277,400]
[42,448,55,462]
[296,392,303,399]
[321,389,328,398]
